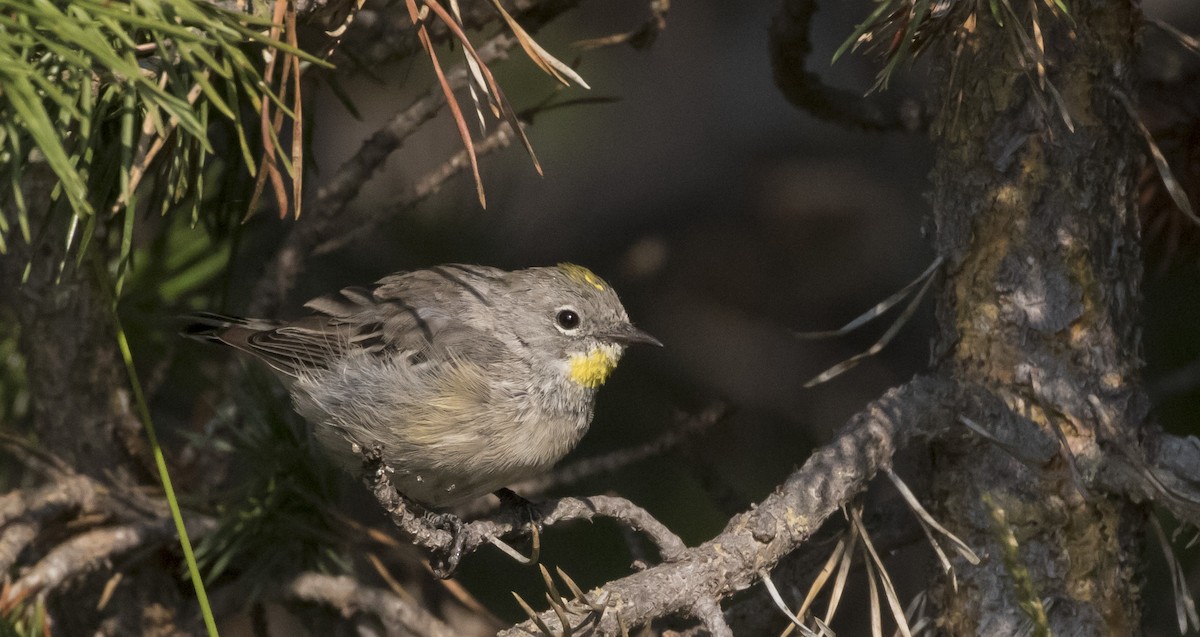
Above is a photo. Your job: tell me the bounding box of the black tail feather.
[179,312,271,343]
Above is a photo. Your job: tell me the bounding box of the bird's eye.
[556,309,580,330]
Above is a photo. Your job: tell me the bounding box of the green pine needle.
[0,0,324,271]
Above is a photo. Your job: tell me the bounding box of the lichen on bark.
[927,0,1147,633]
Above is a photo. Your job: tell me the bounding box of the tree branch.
[311,122,519,258]
[0,516,217,613]
[287,572,458,637]
[0,475,110,573]
[250,34,517,315]
[496,375,959,635]
[368,467,689,566]
[693,597,733,637]
[769,0,921,131]
[342,0,586,67]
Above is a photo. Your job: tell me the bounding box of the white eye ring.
[555,307,581,332]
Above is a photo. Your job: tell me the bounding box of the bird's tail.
[180,312,280,347]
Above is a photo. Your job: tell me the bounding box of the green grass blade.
[111,292,220,637]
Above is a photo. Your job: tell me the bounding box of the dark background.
[170,0,1200,632]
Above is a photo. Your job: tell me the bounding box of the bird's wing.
[250,265,514,376]
[184,266,514,377]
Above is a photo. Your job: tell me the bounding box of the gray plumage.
[184,264,658,507]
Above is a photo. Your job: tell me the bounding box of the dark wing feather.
[182,313,345,377]
[184,265,511,377]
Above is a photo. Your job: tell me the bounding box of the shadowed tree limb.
[489,376,958,634]
[0,461,217,615]
[0,517,217,613]
[0,475,111,574]
[338,0,588,68]
[770,0,922,131]
[310,123,519,258]
[249,33,519,316]
[287,572,458,637]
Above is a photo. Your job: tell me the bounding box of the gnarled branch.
[495,375,959,635]
[287,572,458,637]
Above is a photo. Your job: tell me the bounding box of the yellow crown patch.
[557,263,607,291]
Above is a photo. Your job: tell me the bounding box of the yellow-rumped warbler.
[185,263,659,507]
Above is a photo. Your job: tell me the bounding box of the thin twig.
[0,475,107,530]
[250,34,517,316]
[0,433,74,481]
[313,123,517,257]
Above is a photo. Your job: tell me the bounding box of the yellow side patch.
[569,347,619,388]
[558,263,607,291]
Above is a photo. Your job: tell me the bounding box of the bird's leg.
[426,511,467,578]
[358,444,468,578]
[494,487,544,535]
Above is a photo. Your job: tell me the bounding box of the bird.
[184,263,660,508]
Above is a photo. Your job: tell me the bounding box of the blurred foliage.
[0,326,28,493]
[0,0,309,291]
[192,370,349,602]
[0,598,46,637]
[118,203,236,369]
[0,325,27,429]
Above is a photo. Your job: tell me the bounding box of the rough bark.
[0,160,189,633]
[927,0,1147,633]
[0,214,190,632]
[5,255,146,484]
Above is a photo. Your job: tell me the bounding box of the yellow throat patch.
[569,346,619,389]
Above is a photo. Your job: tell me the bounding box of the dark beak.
[605,322,663,347]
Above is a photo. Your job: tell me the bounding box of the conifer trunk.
[927,0,1147,632]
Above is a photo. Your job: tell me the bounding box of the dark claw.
[426,511,466,578]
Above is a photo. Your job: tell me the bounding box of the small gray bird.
[185,263,659,508]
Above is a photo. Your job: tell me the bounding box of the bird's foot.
[426,510,467,579]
